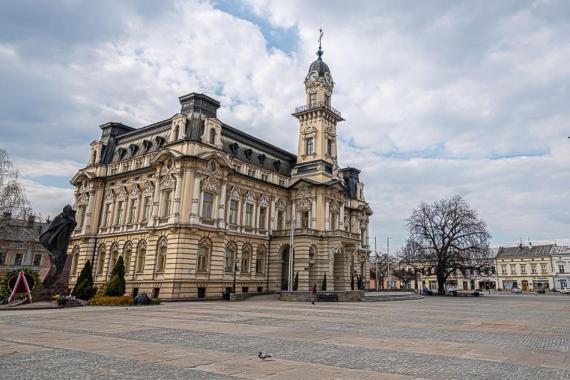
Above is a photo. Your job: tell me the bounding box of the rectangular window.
[279,179,285,187]
[500,265,507,275]
[520,264,527,274]
[224,249,234,272]
[116,201,125,225]
[0,252,4,265]
[258,206,267,229]
[245,203,254,227]
[33,254,42,266]
[326,139,333,155]
[128,198,138,224]
[325,94,330,106]
[77,206,87,228]
[241,252,250,273]
[540,263,547,274]
[103,203,111,227]
[309,93,317,106]
[142,196,151,221]
[256,255,264,273]
[202,192,214,219]
[510,264,517,275]
[301,211,309,228]
[277,210,284,230]
[559,264,565,274]
[330,212,336,230]
[305,137,314,155]
[248,168,255,177]
[531,264,538,274]
[229,199,238,224]
[14,253,23,266]
[261,174,268,181]
[162,191,172,217]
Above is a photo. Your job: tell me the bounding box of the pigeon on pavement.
[258,352,272,360]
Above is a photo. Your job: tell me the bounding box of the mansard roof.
[94,93,297,176]
[496,244,555,259]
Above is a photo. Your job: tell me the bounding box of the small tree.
[72,260,96,300]
[321,273,327,291]
[0,149,31,217]
[293,272,299,291]
[105,256,126,296]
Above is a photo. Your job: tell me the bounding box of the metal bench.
[316,292,338,302]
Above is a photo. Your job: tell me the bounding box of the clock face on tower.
[308,71,318,82]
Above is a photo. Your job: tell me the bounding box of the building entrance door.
[522,280,528,291]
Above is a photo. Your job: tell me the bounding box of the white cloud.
[0,0,568,248]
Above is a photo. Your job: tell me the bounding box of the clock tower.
[292,35,344,183]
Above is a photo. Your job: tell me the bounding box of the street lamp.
[232,261,238,294]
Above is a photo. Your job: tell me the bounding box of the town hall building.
[68,45,373,300]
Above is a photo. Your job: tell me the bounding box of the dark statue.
[39,205,77,288]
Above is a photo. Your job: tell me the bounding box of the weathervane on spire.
[317,28,324,59]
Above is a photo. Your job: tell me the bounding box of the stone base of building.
[280,290,364,302]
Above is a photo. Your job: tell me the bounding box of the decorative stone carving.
[104,189,115,201]
[143,180,154,194]
[329,200,339,213]
[130,185,140,196]
[201,176,219,193]
[118,187,127,199]
[245,190,256,203]
[296,197,311,211]
[77,192,89,205]
[276,197,287,209]
[259,193,270,206]
[229,185,241,199]
[160,175,174,189]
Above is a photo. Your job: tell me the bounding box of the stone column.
[83,189,96,234]
[269,198,276,232]
[311,197,317,229]
[339,203,345,230]
[190,172,201,224]
[150,169,161,227]
[170,171,183,224]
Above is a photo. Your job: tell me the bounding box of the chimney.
[27,214,35,228]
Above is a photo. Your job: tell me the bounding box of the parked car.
[511,288,522,294]
[537,289,546,294]
[560,288,570,294]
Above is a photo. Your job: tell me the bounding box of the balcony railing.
[294,101,342,118]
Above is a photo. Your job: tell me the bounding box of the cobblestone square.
[1,295,569,379]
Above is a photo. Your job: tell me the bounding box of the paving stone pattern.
[0,294,569,379]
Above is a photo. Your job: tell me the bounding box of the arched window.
[330,212,337,230]
[156,237,167,272]
[71,245,80,275]
[209,128,216,144]
[309,245,317,259]
[241,245,251,273]
[224,243,236,272]
[97,245,106,275]
[256,245,266,273]
[123,241,133,275]
[305,137,314,155]
[197,239,210,272]
[136,241,147,273]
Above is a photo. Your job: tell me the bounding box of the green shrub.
[321,273,327,291]
[105,256,126,296]
[73,260,96,301]
[89,295,134,306]
[151,298,162,305]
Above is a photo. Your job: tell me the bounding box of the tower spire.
[317,28,323,59]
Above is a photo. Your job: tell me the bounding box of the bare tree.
[0,149,31,218]
[405,195,491,295]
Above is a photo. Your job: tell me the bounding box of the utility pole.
[386,237,390,289]
[288,218,295,292]
[374,237,379,292]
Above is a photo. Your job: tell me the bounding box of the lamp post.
[374,237,379,291]
[288,219,295,292]
[232,261,238,294]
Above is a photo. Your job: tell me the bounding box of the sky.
[0,0,569,250]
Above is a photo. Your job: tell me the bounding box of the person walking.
[310,283,317,305]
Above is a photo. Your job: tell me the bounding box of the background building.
[68,46,373,300]
[496,244,555,291]
[552,246,570,290]
[0,212,50,279]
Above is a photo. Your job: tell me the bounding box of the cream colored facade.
[67,49,373,300]
[496,245,555,291]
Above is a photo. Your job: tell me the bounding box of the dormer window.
[155,136,165,148]
[129,144,138,157]
[258,154,266,165]
[273,160,281,171]
[142,140,152,153]
[229,142,239,154]
[117,148,127,160]
[244,148,253,160]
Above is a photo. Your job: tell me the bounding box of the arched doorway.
[280,245,294,291]
[308,245,318,291]
[333,249,347,291]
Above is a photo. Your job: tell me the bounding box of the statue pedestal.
[37,255,72,301]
